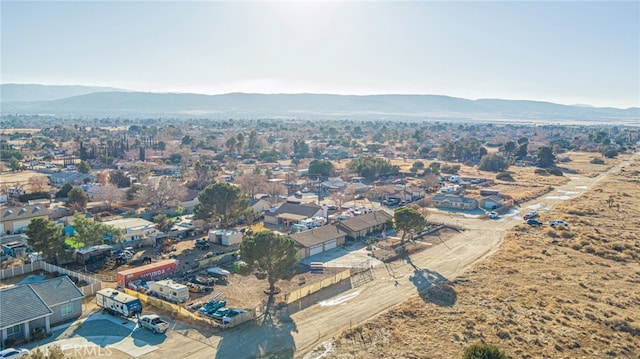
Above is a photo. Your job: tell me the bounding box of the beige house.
[337,210,393,241]
[1,204,54,236]
[432,194,478,210]
[290,225,348,260]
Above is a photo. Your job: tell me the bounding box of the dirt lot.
[316,152,640,358]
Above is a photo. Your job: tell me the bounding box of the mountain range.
[1,83,638,122]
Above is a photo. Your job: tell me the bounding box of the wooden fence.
[281,268,351,304]
[0,261,102,296]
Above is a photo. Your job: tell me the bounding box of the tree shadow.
[406,256,457,307]
[214,295,297,358]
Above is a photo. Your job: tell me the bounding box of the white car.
[0,348,29,359]
[488,211,499,219]
[549,220,569,227]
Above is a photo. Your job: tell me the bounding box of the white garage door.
[309,244,323,256]
[13,220,31,233]
[484,201,497,210]
[0,222,4,235]
[323,239,337,251]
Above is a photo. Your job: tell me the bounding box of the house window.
[7,324,21,336]
[61,302,73,316]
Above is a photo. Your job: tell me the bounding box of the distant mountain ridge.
[0,83,125,102]
[1,84,638,122]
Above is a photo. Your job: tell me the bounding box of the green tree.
[66,187,89,211]
[9,156,22,171]
[240,230,298,294]
[478,153,509,172]
[462,342,507,359]
[195,182,250,229]
[109,170,131,188]
[514,142,528,160]
[77,160,91,173]
[24,218,66,264]
[537,146,556,168]
[55,183,74,198]
[293,139,309,158]
[71,212,122,248]
[347,155,399,181]
[393,207,426,244]
[308,159,334,179]
[153,213,174,234]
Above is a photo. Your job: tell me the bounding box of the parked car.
[526,219,543,226]
[195,239,210,250]
[523,211,539,220]
[0,348,29,359]
[549,220,569,227]
[488,211,499,219]
[137,314,170,334]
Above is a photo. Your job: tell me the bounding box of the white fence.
[0,261,102,296]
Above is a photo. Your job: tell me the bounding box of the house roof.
[0,285,53,329]
[433,194,478,204]
[1,204,54,222]
[482,195,504,203]
[50,171,94,183]
[29,276,84,307]
[101,217,155,230]
[274,202,321,218]
[290,225,347,248]
[338,210,393,232]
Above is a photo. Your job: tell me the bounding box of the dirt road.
[134,158,630,359]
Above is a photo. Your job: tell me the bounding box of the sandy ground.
[313,152,640,358]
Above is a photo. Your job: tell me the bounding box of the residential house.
[337,210,393,241]
[432,194,478,210]
[1,204,54,236]
[264,201,324,227]
[101,217,159,247]
[0,275,83,344]
[49,171,95,187]
[29,276,84,327]
[290,224,348,260]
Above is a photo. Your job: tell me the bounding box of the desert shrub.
[583,245,595,254]
[441,164,461,174]
[534,168,548,175]
[591,157,605,164]
[496,172,514,182]
[560,231,574,239]
[463,342,507,359]
[545,229,559,238]
[548,167,564,176]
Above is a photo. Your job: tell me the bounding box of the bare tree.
[236,171,267,199]
[263,180,286,205]
[140,176,187,209]
[28,176,50,193]
[91,184,124,210]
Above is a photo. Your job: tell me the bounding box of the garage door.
[484,201,496,210]
[323,239,337,251]
[13,219,31,233]
[309,244,323,256]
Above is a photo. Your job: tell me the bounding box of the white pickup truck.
[137,314,170,334]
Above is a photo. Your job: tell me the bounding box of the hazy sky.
[2,1,639,108]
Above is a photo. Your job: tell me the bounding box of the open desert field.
[320,152,640,358]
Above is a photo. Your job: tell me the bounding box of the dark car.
[526,219,543,226]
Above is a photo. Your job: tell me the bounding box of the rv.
[96,288,143,318]
[148,279,189,303]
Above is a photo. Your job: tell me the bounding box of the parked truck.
[96,288,143,318]
[137,314,170,334]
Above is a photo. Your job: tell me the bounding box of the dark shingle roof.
[275,202,321,217]
[338,210,393,232]
[0,285,52,328]
[29,276,84,306]
[290,225,347,248]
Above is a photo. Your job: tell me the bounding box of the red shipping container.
[117,259,179,287]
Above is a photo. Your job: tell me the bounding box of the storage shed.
[209,229,243,246]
